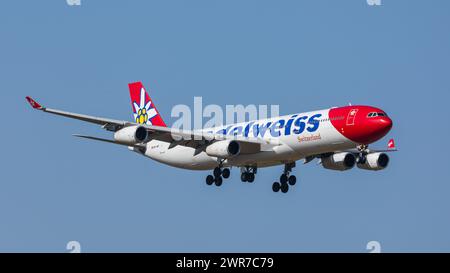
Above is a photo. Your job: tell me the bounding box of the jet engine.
[114,126,149,145]
[205,140,240,158]
[322,152,356,171]
[357,152,389,171]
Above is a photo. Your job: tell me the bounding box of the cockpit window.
[367,112,388,118]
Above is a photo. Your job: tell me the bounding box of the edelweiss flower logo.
[133,87,157,125]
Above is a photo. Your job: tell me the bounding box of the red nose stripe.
[329,106,392,145]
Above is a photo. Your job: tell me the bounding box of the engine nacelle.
[322,152,356,171]
[205,140,240,158]
[357,152,389,171]
[114,126,148,145]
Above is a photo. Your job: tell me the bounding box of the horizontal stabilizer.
[73,134,146,148]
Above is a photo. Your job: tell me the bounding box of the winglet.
[387,138,396,150]
[25,96,44,110]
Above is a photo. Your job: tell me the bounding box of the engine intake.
[357,152,389,171]
[322,152,356,171]
[206,140,240,158]
[114,126,149,145]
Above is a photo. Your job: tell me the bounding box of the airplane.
[26,82,396,193]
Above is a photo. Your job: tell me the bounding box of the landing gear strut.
[206,164,231,187]
[240,166,257,183]
[356,144,369,164]
[272,162,297,193]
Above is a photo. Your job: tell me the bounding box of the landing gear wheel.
[272,182,281,192]
[213,167,222,177]
[215,176,223,186]
[206,175,214,186]
[247,173,255,183]
[241,173,248,182]
[288,175,297,186]
[272,162,297,193]
[222,168,230,179]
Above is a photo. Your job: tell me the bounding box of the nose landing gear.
[356,144,370,164]
[272,162,297,193]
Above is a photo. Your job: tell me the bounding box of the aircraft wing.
[26,97,131,132]
[26,97,279,151]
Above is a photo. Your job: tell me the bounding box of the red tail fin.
[128,82,167,127]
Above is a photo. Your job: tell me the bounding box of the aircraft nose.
[355,114,393,144]
[378,116,393,133]
[368,116,393,142]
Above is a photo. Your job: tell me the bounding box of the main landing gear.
[205,162,298,193]
[240,166,257,183]
[206,166,231,187]
[272,162,297,193]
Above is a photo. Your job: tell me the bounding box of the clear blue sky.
[1,0,449,252]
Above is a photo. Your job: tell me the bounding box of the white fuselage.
[139,108,356,170]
